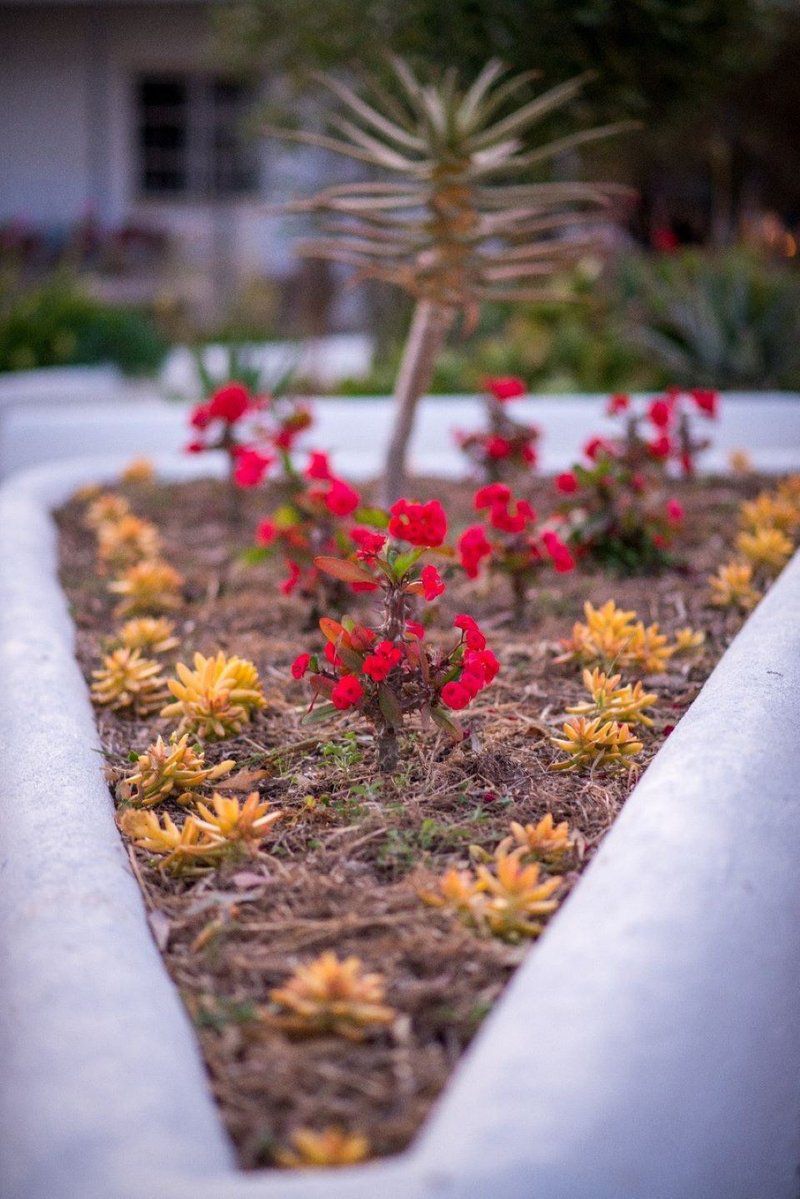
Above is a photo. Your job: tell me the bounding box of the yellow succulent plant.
[474,847,561,941]
[121,457,155,484]
[707,560,761,611]
[672,626,706,654]
[739,491,800,537]
[556,600,674,675]
[193,791,282,850]
[550,716,643,772]
[161,651,266,740]
[97,515,163,570]
[116,617,179,655]
[118,734,235,807]
[90,648,168,716]
[727,449,753,475]
[422,846,560,941]
[735,526,793,577]
[85,492,131,530]
[109,559,184,617]
[269,951,396,1040]
[776,474,800,507]
[118,808,223,872]
[497,814,574,868]
[566,667,657,728]
[275,1127,370,1169]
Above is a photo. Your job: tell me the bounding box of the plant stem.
[383,298,454,505]
[376,725,399,773]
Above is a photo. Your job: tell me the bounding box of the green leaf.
[391,547,423,579]
[378,685,403,729]
[301,702,339,725]
[354,505,390,528]
[430,706,463,740]
[240,545,270,566]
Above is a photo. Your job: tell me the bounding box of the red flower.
[362,653,391,681]
[521,442,538,466]
[487,495,535,534]
[555,471,578,495]
[474,483,511,509]
[458,525,492,579]
[486,435,512,459]
[406,620,425,639]
[189,402,212,430]
[186,439,205,454]
[331,675,364,710]
[306,451,333,481]
[324,477,361,517]
[485,376,526,402]
[256,519,278,545]
[542,530,576,572]
[666,498,684,525]
[420,564,446,601]
[648,398,673,429]
[234,448,273,488]
[648,434,672,460]
[281,561,302,595]
[291,653,311,679]
[454,614,486,651]
[440,681,471,710]
[350,526,386,558]
[691,389,719,418]
[388,498,447,547]
[209,384,250,424]
[584,436,617,462]
[606,393,630,415]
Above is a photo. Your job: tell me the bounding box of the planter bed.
[3,456,800,1199]
[57,471,758,1163]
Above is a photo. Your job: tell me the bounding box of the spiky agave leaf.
[265,58,634,310]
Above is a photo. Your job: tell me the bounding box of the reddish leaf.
[314,555,376,585]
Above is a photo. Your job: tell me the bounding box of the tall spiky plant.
[266,59,632,500]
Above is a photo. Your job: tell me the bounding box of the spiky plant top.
[550,715,643,772]
[115,617,179,655]
[118,734,235,807]
[275,1127,370,1170]
[109,560,184,617]
[90,648,168,716]
[269,951,396,1040]
[708,560,761,611]
[118,809,222,873]
[422,846,561,942]
[496,814,575,869]
[84,492,131,530]
[566,667,657,727]
[120,457,155,484]
[193,791,282,849]
[556,599,675,675]
[97,515,162,570]
[739,491,800,536]
[161,651,266,740]
[735,526,793,577]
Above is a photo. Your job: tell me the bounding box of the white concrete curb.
[2,456,800,1199]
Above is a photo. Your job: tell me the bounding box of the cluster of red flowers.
[596,388,719,477]
[291,611,498,721]
[186,382,314,491]
[457,484,574,614]
[551,391,704,573]
[388,498,448,547]
[455,376,539,482]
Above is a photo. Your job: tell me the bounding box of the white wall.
[0,2,313,280]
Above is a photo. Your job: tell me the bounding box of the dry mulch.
[55,472,757,1169]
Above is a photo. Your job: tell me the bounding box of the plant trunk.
[383,299,454,505]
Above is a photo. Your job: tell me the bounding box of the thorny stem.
[376,724,399,773]
[381,583,410,642]
[510,571,528,625]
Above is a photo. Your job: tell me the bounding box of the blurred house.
[0,0,353,329]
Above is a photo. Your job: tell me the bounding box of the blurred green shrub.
[617,250,800,390]
[0,271,168,376]
[338,249,800,394]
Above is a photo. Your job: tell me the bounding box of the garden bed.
[54,471,761,1171]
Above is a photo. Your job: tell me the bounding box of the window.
[137,74,257,198]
